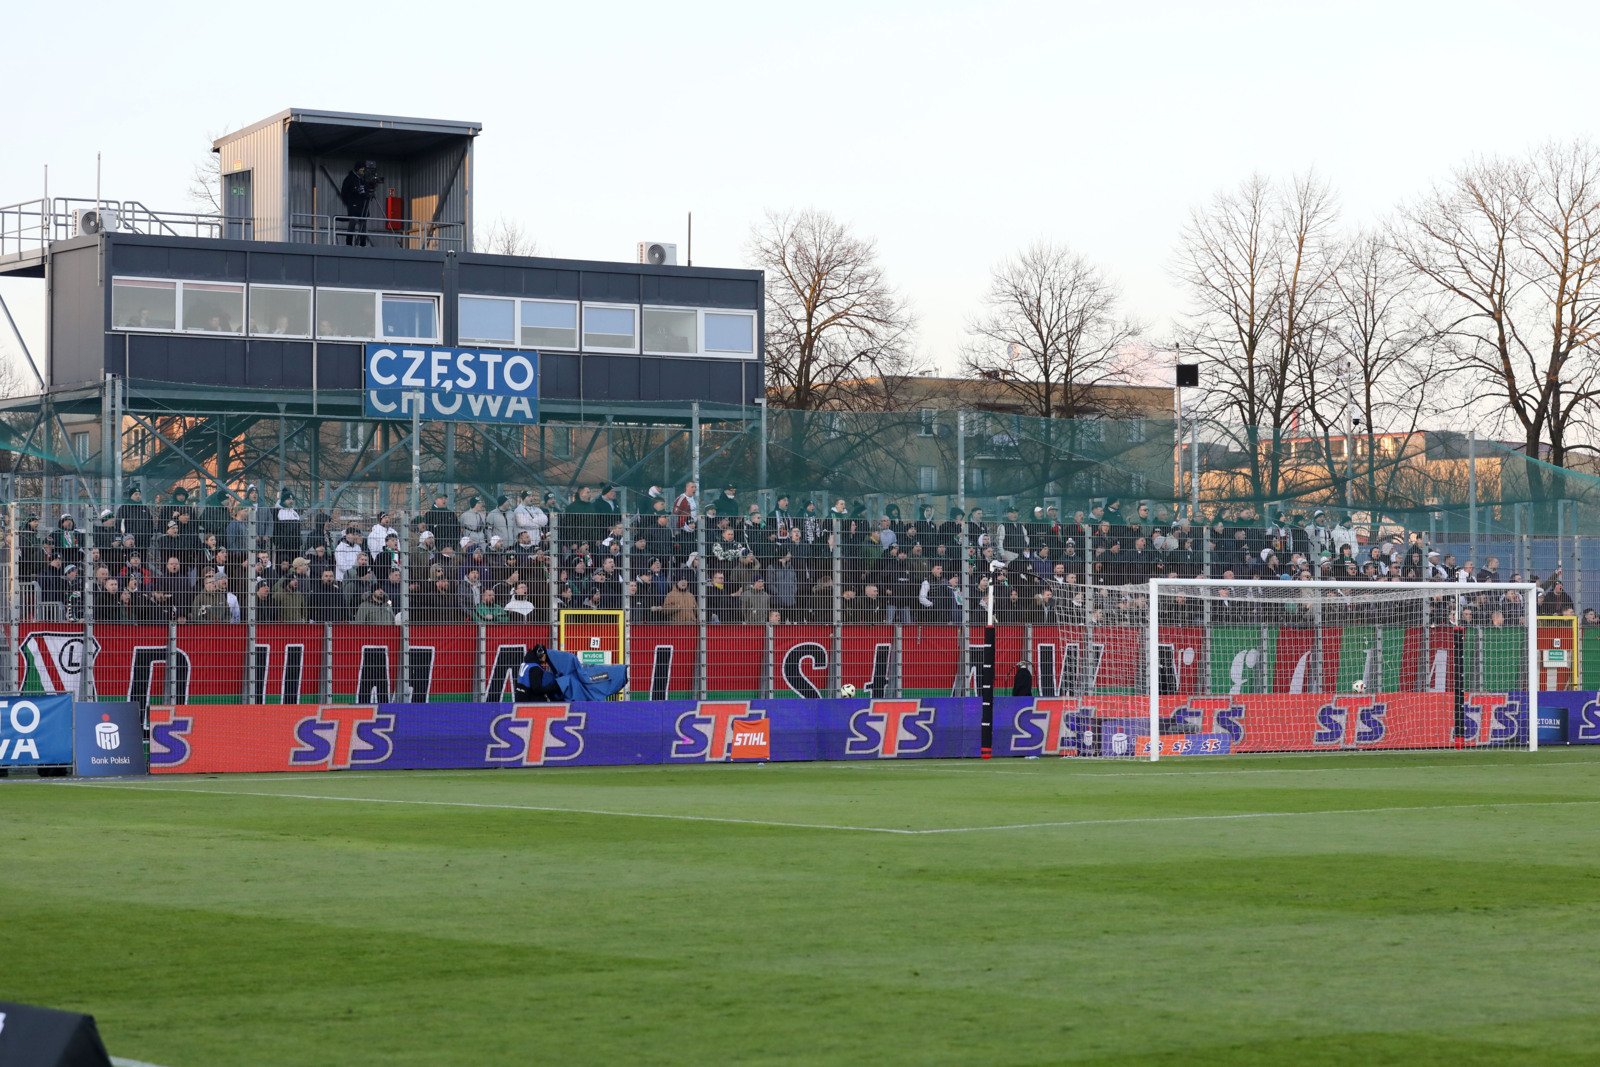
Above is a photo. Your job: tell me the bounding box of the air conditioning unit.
[637,241,678,266]
[74,208,121,236]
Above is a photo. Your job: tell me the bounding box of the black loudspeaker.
[1176,363,1200,388]
[0,1001,113,1066]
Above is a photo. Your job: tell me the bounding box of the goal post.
[1143,578,1540,761]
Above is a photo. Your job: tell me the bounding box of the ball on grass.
[840,683,857,698]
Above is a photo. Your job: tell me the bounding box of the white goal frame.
[1144,578,1541,762]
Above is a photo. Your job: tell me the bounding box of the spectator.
[486,495,516,547]
[353,586,396,625]
[366,510,397,559]
[274,491,303,559]
[308,567,349,623]
[118,487,156,550]
[422,491,461,549]
[333,527,364,581]
[189,572,233,624]
[272,573,309,623]
[459,497,488,548]
[473,586,510,623]
[741,574,772,622]
[655,576,698,622]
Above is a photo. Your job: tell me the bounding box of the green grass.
[6,750,1600,1065]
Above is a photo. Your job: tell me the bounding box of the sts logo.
[845,700,935,758]
[486,705,586,766]
[289,706,396,770]
[672,702,757,761]
[148,706,194,769]
[1461,698,1524,746]
[1168,700,1247,744]
[1012,698,1087,756]
[1576,699,1600,744]
[1313,702,1387,746]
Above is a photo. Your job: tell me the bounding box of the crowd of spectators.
[12,482,1586,628]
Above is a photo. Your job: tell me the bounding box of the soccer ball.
[1351,678,1367,693]
[839,684,858,698]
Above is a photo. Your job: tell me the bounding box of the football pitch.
[7,751,1600,1066]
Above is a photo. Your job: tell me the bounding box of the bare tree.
[187,134,224,215]
[961,241,1142,420]
[478,216,539,257]
[1320,230,1439,520]
[1396,142,1600,482]
[748,209,917,410]
[1174,172,1341,502]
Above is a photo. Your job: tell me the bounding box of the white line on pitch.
[112,1057,173,1067]
[58,781,923,835]
[915,798,1600,834]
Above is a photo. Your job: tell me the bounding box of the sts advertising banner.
[363,344,538,424]
[148,692,1531,775]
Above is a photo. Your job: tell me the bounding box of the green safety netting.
[4,394,1600,537]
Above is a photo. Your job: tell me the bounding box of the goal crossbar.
[1144,577,1541,762]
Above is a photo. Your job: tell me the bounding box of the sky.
[1,0,1594,391]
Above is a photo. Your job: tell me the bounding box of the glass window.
[249,285,311,337]
[181,282,245,334]
[381,294,439,341]
[111,278,176,331]
[520,300,578,350]
[317,289,377,339]
[703,310,756,354]
[582,303,638,353]
[918,466,938,492]
[642,307,697,354]
[460,296,515,345]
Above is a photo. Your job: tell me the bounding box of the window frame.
[581,301,640,354]
[110,276,179,333]
[178,280,247,336]
[379,290,442,344]
[457,294,518,346]
[518,298,580,352]
[315,287,380,341]
[699,308,758,359]
[641,304,702,357]
[247,283,313,339]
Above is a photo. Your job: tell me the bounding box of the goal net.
[1131,578,1539,761]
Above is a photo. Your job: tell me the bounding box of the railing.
[289,213,464,253]
[0,197,239,260]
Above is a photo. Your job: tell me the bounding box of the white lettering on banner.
[400,349,426,387]
[6,700,41,734]
[0,738,39,760]
[369,347,398,385]
[455,352,478,391]
[503,355,536,392]
[431,391,464,415]
[368,390,398,414]
[478,351,504,390]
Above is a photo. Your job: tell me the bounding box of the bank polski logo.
[20,632,102,694]
[94,714,120,750]
[1110,731,1130,756]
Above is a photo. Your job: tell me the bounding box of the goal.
[1136,578,1539,761]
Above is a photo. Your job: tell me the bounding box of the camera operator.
[339,160,383,246]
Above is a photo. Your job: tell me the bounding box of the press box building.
[0,108,764,509]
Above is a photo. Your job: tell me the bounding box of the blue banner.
[74,702,146,777]
[0,694,74,766]
[363,344,539,424]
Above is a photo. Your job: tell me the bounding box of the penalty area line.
[59,781,923,835]
[917,797,1600,834]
